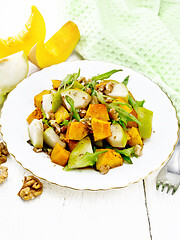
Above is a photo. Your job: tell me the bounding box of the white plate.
[1,60,179,190]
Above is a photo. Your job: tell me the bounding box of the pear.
[42,94,53,119]
[106,83,129,101]
[0,51,28,104]
[106,123,127,148]
[64,136,93,170]
[28,119,43,148]
[61,89,91,110]
[43,127,66,149]
[137,107,153,138]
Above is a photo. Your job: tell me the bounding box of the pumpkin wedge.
[0,6,46,59]
[28,21,80,68]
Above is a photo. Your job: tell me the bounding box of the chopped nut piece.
[85,87,92,95]
[135,145,143,157]
[0,166,8,184]
[109,108,119,121]
[18,176,43,201]
[96,84,105,92]
[0,142,9,164]
[99,165,110,175]
[78,77,86,83]
[0,154,7,164]
[50,120,61,134]
[49,110,55,120]
[79,109,87,118]
[33,148,43,153]
[0,142,9,156]
[47,149,53,155]
[78,77,89,85]
[60,125,68,133]
[105,97,113,103]
[80,118,92,130]
[104,82,114,94]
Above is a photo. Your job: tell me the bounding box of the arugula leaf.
[60,119,69,126]
[122,155,133,164]
[64,150,107,170]
[41,108,51,127]
[122,76,129,86]
[96,92,141,126]
[91,69,122,81]
[128,95,145,112]
[87,69,122,95]
[59,69,80,90]
[115,147,135,157]
[65,95,80,121]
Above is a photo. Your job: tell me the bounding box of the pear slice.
[106,123,127,148]
[137,107,153,138]
[42,94,53,119]
[61,89,91,110]
[64,136,93,170]
[28,119,43,148]
[0,51,28,104]
[43,127,66,149]
[106,83,129,101]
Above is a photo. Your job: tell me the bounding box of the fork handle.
[167,140,180,174]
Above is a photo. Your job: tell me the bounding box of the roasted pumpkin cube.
[68,140,79,151]
[85,104,109,121]
[52,80,61,89]
[127,109,138,128]
[66,122,88,141]
[34,90,51,108]
[96,149,123,171]
[27,107,43,124]
[115,97,132,112]
[51,142,70,166]
[55,105,70,124]
[91,118,111,141]
[127,127,143,146]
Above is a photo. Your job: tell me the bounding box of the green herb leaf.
[122,76,129,86]
[116,147,135,157]
[128,95,145,112]
[41,108,51,127]
[122,155,133,164]
[60,119,69,126]
[64,150,107,170]
[91,69,122,81]
[65,95,80,121]
[59,69,80,90]
[96,92,141,126]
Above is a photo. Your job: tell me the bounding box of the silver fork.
[156,133,180,195]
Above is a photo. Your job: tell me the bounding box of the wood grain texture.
[0,1,179,240]
[145,171,180,240]
[0,155,151,240]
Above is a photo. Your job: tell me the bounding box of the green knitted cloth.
[65,0,180,121]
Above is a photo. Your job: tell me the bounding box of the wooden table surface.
[0,1,179,240]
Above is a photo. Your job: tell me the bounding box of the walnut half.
[18,176,43,201]
[0,142,9,164]
[0,166,8,184]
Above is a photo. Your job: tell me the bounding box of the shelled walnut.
[18,176,43,201]
[0,166,8,184]
[0,142,9,164]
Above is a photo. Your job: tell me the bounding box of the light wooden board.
[0,1,179,239]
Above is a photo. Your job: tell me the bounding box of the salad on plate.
[27,69,153,174]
